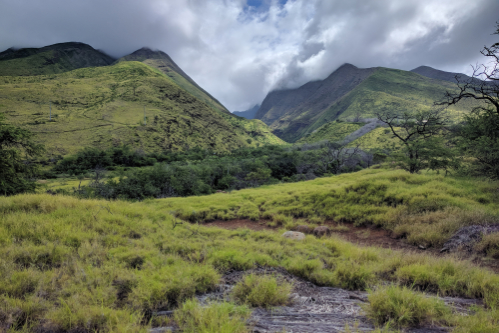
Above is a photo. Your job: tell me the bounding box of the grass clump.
[452,307,499,333]
[365,285,450,328]
[174,299,250,333]
[232,274,292,308]
[475,233,499,259]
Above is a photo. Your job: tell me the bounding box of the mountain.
[256,64,479,143]
[0,42,115,76]
[410,65,471,83]
[0,44,283,155]
[255,64,376,142]
[233,104,260,119]
[117,47,228,114]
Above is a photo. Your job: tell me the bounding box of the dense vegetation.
[44,143,381,200]
[0,114,43,195]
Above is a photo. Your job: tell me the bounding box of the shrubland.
[1,167,499,331]
[41,143,379,199]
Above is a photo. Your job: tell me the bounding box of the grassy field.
[348,126,403,150]
[297,121,363,144]
[0,61,282,156]
[2,167,499,331]
[159,167,499,249]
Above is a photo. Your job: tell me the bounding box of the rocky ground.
[150,266,482,333]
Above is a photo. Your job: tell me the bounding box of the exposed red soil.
[204,219,499,273]
[205,219,423,252]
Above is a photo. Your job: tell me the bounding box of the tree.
[0,114,44,195]
[438,22,499,178]
[320,141,362,175]
[376,109,455,173]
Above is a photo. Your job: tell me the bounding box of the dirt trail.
[205,219,423,252]
[204,219,499,273]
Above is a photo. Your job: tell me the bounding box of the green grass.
[2,168,499,331]
[297,121,363,144]
[174,299,250,333]
[348,126,402,150]
[160,167,499,248]
[232,274,292,307]
[365,285,450,328]
[0,61,283,155]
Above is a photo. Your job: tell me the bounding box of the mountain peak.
[126,47,169,60]
[410,65,470,83]
[339,63,358,69]
[0,42,115,75]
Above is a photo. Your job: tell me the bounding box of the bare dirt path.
[204,219,499,273]
[205,219,423,252]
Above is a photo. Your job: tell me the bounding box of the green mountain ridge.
[0,42,115,76]
[116,47,229,115]
[256,64,484,143]
[0,43,283,155]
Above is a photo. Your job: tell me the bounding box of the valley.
[1,33,499,333]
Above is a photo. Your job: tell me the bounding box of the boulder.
[440,225,499,253]
[282,231,306,241]
[295,225,312,234]
[313,226,331,237]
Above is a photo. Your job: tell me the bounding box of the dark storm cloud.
[0,0,497,111]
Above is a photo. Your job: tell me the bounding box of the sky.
[0,0,498,111]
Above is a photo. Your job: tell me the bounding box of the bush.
[365,285,450,328]
[232,274,292,308]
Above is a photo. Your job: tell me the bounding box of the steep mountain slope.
[117,48,229,114]
[233,104,260,119]
[256,64,376,142]
[257,65,481,143]
[410,65,470,84]
[0,42,115,76]
[0,61,282,155]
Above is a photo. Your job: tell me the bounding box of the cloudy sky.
[1,0,498,111]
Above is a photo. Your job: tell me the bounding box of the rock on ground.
[282,231,306,240]
[150,266,481,333]
[440,225,499,253]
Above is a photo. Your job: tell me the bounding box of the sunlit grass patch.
[232,274,292,308]
[174,299,250,333]
[365,285,450,328]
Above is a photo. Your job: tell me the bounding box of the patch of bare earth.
[204,219,499,273]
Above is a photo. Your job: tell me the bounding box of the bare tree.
[321,141,362,174]
[438,24,499,116]
[376,108,451,173]
[436,22,499,178]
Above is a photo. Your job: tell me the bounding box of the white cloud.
[0,0,497,111]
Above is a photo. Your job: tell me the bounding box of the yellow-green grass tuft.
[232,274,292,308]
[365,285,450,328]
[174,299,250,333]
